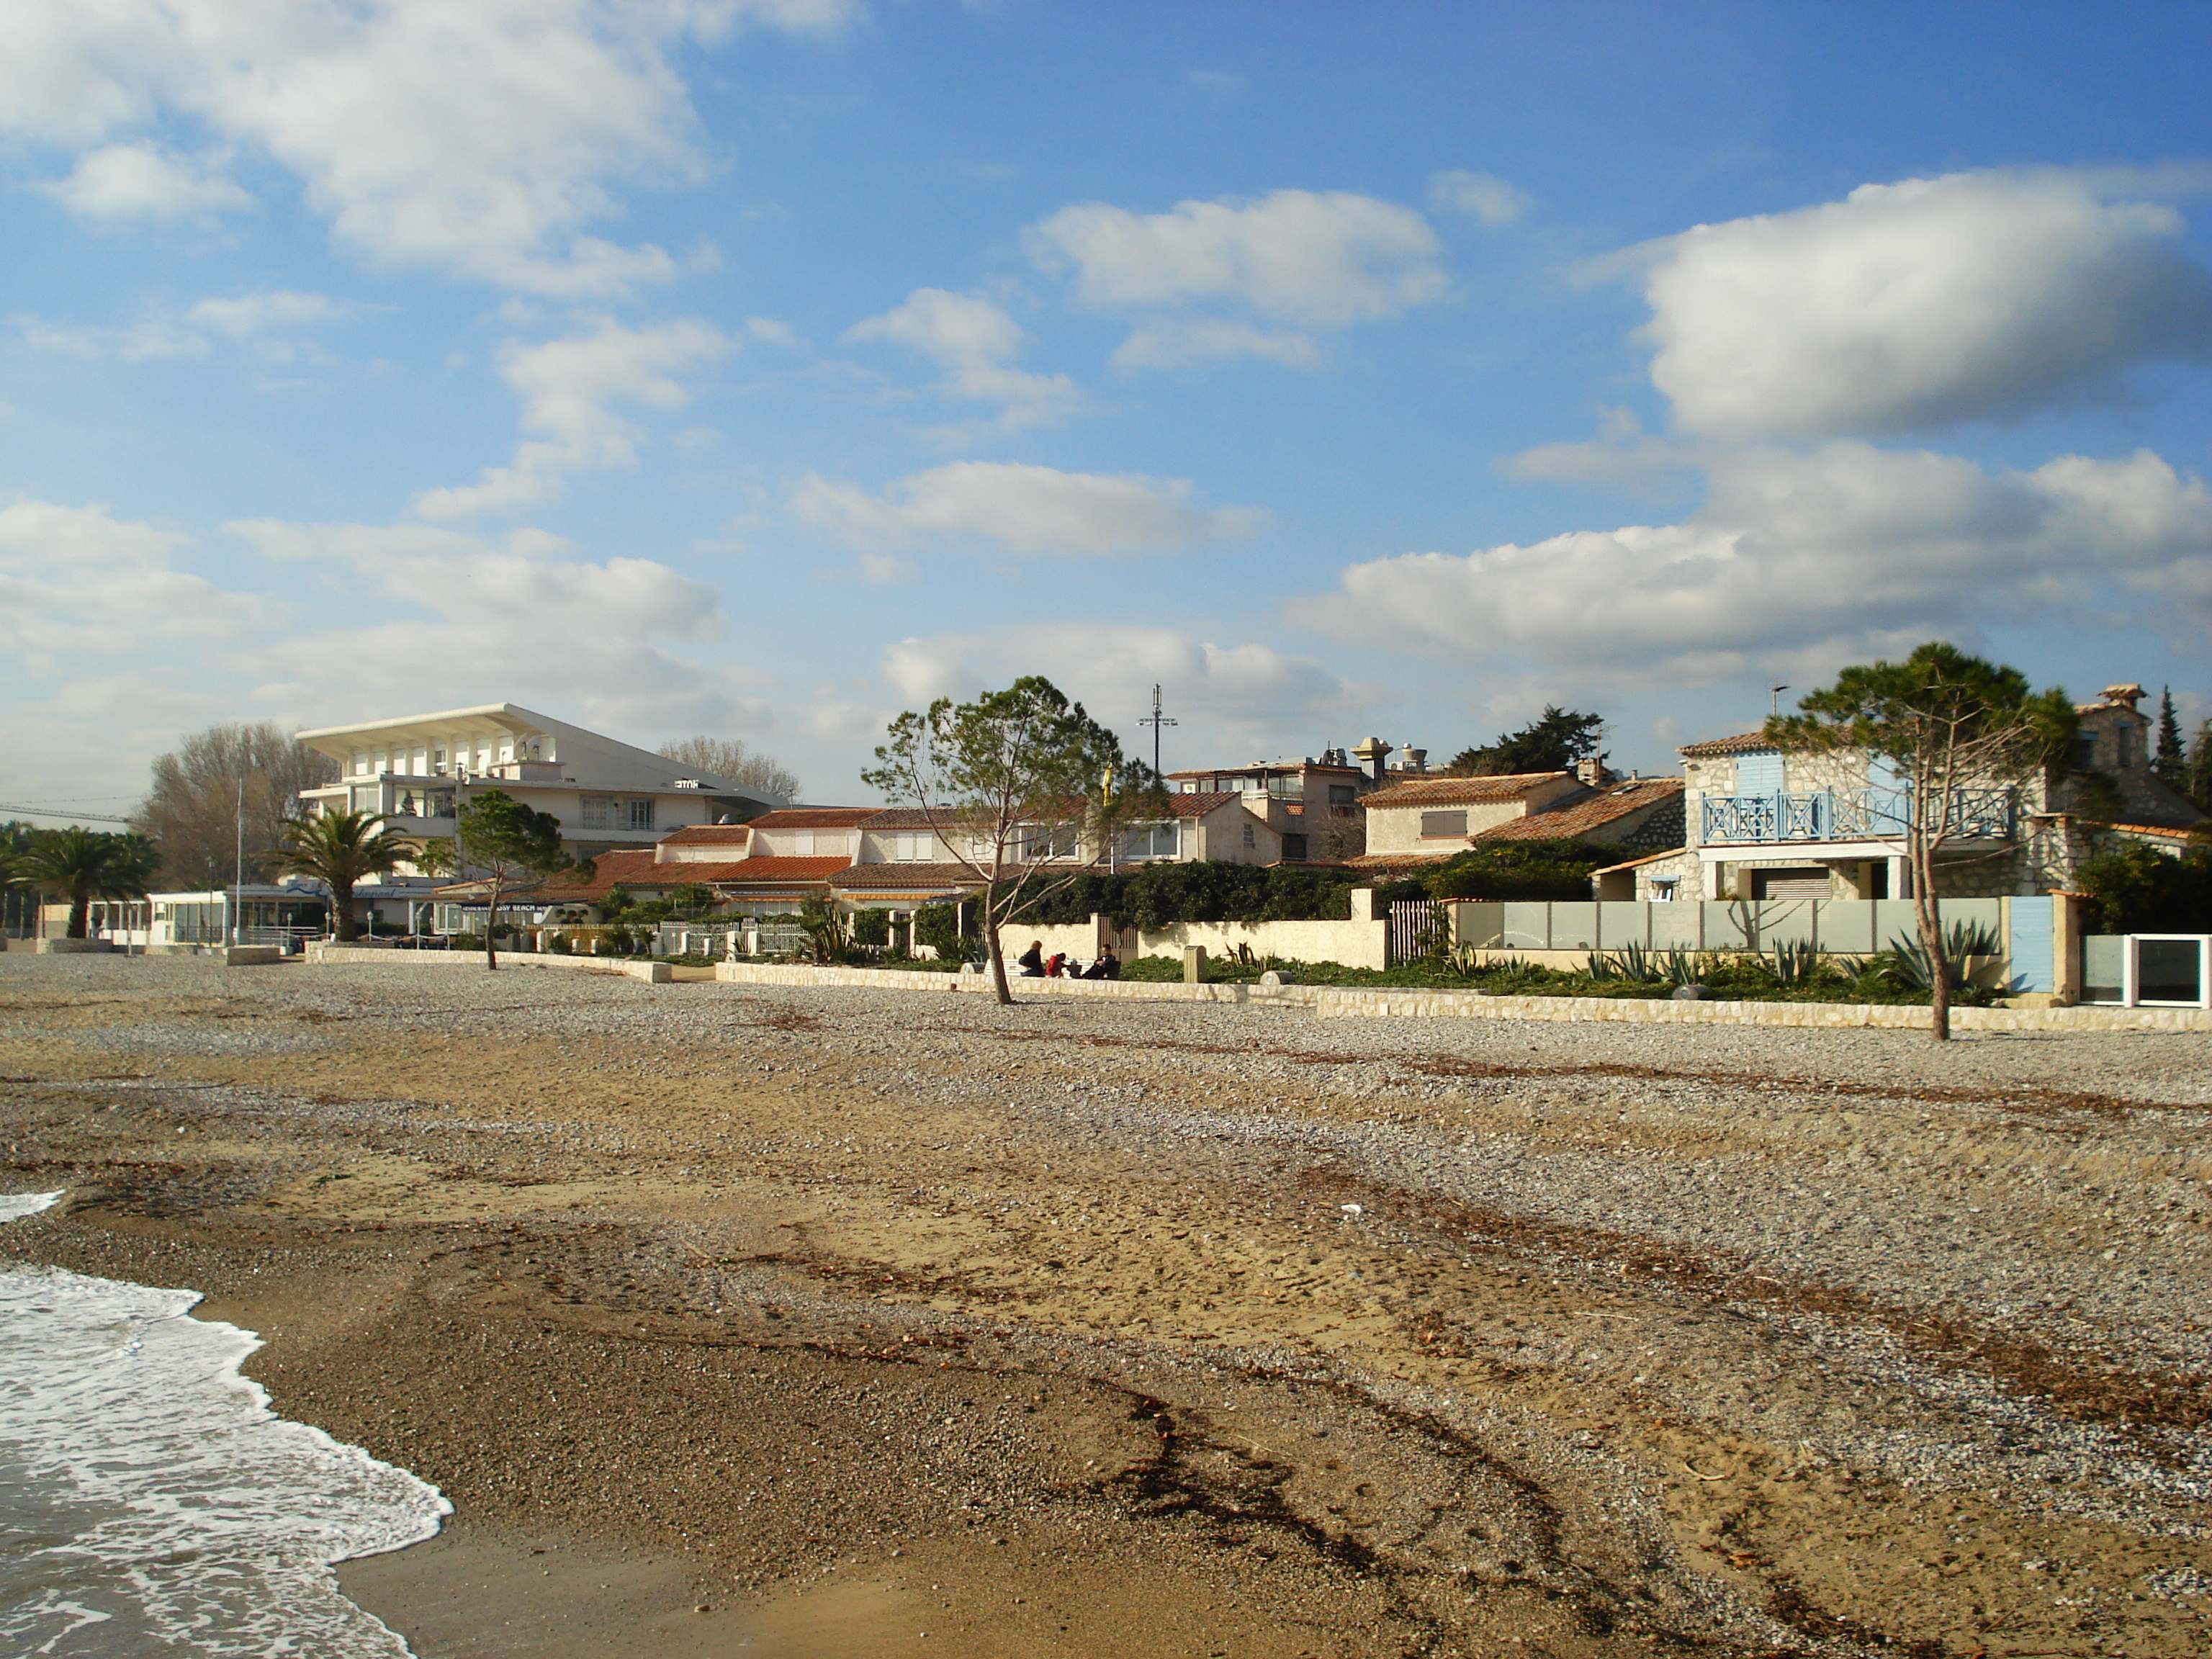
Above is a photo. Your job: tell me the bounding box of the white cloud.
[1107,318,1318,374]
[1498,408,1697,497]
[1426,169,1529,225]
[228,514,739,727]
[881,625,1358,736]
[1026,187,1446,369]
[3,0,859,295]
[412,316,733,518]
[186,289,349,336]
[1300,442,2212,683]
[842,287,1084,432]
[1624,168,2212,440]
[791,461,1267,556]
[13,313,207,361]
[41,141,253,222]
[0,498,272,672]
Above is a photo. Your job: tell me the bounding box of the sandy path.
[2,956,2209,1657]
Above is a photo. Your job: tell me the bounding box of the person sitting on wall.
[1046,951,1066,978]
[1082,948,1120,980]
[1017,940,1045,976]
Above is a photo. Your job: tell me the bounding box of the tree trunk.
[485,876,501,971]
[1911,837,1950,1042]
[67,888,90,940]
[332,881,358,943]
[983,886,1012,1005]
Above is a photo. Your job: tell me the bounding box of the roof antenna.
[1138,683,1177,778]
[1770,683,1791,717]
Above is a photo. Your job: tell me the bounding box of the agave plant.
[1881,920,2003,992]
[1765,939,1823,986]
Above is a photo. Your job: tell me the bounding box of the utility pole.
[231,774,245,948]
[1139,683,1177,778]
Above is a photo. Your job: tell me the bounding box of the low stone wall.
[223,945,284,966]
[307,945,671,984]
[34,938,113,955]
[714,960,2212,1033]
[992,913,1391,973]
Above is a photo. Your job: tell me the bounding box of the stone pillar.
[1348,888,1375,922]
[1182,945,1208,984]
[2051,890,2082,1007]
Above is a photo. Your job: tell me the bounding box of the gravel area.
[4,952,2209,1658]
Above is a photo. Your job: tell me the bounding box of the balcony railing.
[1700,788,2014,845]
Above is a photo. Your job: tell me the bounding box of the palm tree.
[266,811,409,942]
[22,827,149,940]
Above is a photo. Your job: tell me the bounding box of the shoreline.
[4,954,2210,1657]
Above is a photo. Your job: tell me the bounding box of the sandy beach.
[3,952,2209,1657]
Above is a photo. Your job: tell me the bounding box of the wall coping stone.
[307,945,670,983]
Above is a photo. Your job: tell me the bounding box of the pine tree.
[2188,719,2212,812]
[2153,687,2187,790]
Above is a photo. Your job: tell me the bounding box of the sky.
[5,0,2212,818]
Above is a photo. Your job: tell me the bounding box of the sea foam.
[1,1190,449,1656]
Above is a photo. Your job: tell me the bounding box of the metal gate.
[1388,899,1440,966]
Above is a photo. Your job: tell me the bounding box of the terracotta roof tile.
[743,807,877,830]
[658,823,754,845]
[1359,771,1575,808]
[1470,778,1685,842]
[830,862,984,891]
[1588,846,1690,876]
[1168,791,1240,818]
[1677,731,1773,757]
[1344,851,1458,872]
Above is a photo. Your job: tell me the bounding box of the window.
[579,796,611,829]
[2116,727,2134,768]
[1420,809,1469,838]
[1022,825,1077,860]
[432,748,446,775]
[2068,733,2098,770]
[627,798,655,831]
[1241,823,1256,848]
[1282,833,1308,861]
[1118,822,1178,860]
[892,832,933,860]
[1328,784,1357,804]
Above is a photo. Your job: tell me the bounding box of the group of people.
[1015,940,1120,979]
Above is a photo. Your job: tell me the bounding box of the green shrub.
[2075,840,2212,934]
[849,908,890,947]
[450,932,484,951]
[913,903,982,963]
[1423,840,1629,902]
[546,931,571,954]
[605,925,634,955]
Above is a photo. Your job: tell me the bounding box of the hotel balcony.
[1699,787,2015,846]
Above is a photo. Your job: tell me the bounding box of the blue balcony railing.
[1700,788,2013,845]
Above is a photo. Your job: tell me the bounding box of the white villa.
[294,703,788,866]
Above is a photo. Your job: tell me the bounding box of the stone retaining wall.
[714,960,2212,1033]
[307,945,670,983]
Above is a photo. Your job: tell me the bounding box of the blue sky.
[6,1,2211,815]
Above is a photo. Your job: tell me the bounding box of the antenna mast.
[1138,683,1178,778]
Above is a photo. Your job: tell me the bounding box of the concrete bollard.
[1182,945,1207,984]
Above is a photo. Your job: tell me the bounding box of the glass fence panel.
[1759,899,1815,948]
[1649,902,1701,951]
[2082,934,2125,1002]
[2136,938,2207,1005]
[1550,904,1598,950]
[1873,900,1920,954]
[1938,898,2002,948]
[1598,902,1649,949]
[1704,901,1759,950]
[1452,903,1504,950]
[1817,900,1876,956]
[1501,902,1550,950]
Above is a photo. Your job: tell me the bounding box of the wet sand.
[3,955,2210,1657]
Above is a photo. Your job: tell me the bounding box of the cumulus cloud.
[1426,169,1530,225]
[0,498,271,670]
[1026,187,1445,369]
[1299,442,2212,682]
[40,141,252,222]
[3,0,858,294]
[791,462,1267,556]
[842,288,1084,433]
[228,514,743,728]
[186,289,350,336]
[412,316,733,518]
[1622,168,2212,440]
[881,625,1358,735]
[1107,318,1319,374]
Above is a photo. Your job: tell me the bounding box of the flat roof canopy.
[296,703,553,752]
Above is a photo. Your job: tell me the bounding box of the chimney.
[1575,757,1606,787]
[2101,683,2146,709]
[1351,736,1393,783]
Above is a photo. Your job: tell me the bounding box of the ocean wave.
[1,1192,449,1657]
